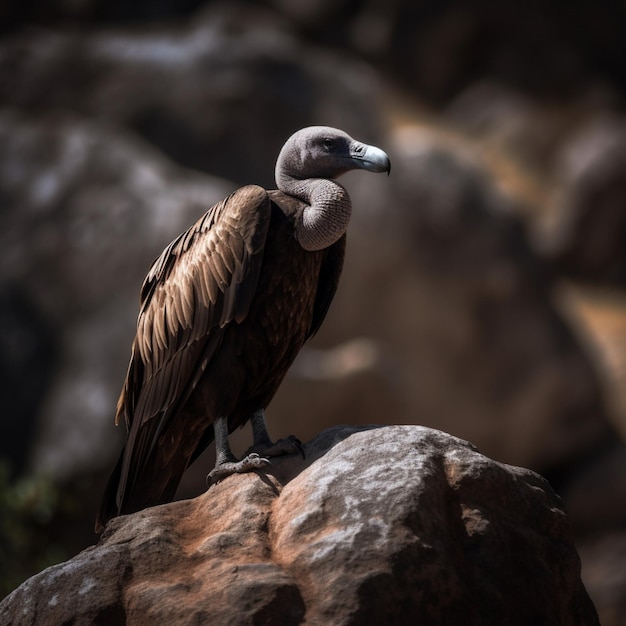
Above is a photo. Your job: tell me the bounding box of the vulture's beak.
[350,142,391,175]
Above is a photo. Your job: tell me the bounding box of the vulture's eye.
[323,138,335,150]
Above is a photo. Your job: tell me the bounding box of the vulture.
[95,126,390,532]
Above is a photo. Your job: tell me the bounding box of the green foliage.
[0,462,71,599]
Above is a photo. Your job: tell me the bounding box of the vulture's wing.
[114,185,271,510]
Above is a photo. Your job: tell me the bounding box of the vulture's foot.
[252,435,305,459]
[206,453,270,487]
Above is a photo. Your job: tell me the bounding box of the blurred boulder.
[0,110,232,479]
[546,115,626,286]
[0,425,599,626]
[445,80,588,175]
[445,82,626,290]
[0,3,385,186]
[555,285,626,445]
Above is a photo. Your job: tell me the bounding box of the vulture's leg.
[206,416,270,486]
[249,409,304,458]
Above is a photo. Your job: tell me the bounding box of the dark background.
[2,1,626,622]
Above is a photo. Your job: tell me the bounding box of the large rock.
[0,426,599,626]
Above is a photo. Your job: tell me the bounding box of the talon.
[206,453,270,487]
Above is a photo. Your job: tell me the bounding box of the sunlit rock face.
[0,426,599,626]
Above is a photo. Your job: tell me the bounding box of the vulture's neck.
[276,173,352,252]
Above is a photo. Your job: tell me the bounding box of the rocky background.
[1,1,626,623]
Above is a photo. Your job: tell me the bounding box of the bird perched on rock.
[96,126,390,532]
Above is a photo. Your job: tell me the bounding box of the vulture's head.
[275,126,391,184]
[275,126,391,251]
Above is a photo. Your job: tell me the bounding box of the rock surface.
[0,426,599,626]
